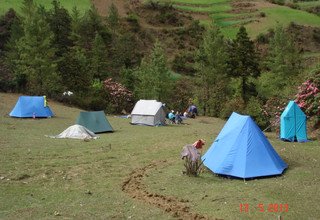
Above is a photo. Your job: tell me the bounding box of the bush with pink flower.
[295,70,320,129]
[104,78,133,113]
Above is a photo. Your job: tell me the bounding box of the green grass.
[174,3,231,13]
[0,0,91,15]
[246,6,320,37]
[167,0,230,5]
[159,0,320,39]
[296,1,320,9]
[1,92,320,219]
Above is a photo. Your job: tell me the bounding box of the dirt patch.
[91,0,129,17]
[122,160,218,220]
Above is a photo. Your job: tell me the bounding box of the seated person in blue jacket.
[168,110,175,123]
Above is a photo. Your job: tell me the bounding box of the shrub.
[256,33,268,44]
[295,69,320,129]
[245,97,269,129]
[262,97,287,132]
[285,2,300,9]
[220,97,245,119]
[183,156,203,177]
[126,13,140,32]
[259,12,266,17]
[103,78,134,113]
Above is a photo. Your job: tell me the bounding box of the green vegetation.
[295,0,320,9]
[167,0,230,4]
[245,6,320,36]
[0,0,91,15]
[0,92,319,219]
[174,3,231,13]
[157,0,320,38]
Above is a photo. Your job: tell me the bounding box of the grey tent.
[47,124,99,140]
[76,111,113,133]
[131,100,166,126]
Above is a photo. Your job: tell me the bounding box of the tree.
[106,3,120,32]
[0,9,20,91]
[0,9,18,51]
[89,33,109,79]
[46,0,72,57]
[134,40,172,102]
[195,24,229,116]
[8,0,60,96]
[260,25,302,98]
[227,26,260,104]
[59,45,91,93]
[79,5,111,49]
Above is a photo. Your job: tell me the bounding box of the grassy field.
[158,0,320,38]
[245,6,320,36]
[296,0,320,10]
[0,0,91,15]
[1,92,320,219]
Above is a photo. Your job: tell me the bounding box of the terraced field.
[159,0,320,38]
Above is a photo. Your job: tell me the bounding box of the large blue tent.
[202,112,287,179]
[280,100,308,142]
[9,96,54,118]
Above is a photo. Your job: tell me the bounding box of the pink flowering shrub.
[295,80,320,117]
[262,97,287,132]
[104,78,133,113]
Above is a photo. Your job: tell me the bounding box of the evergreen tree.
[260,25,302,97]
[227,26,260,104]
[0,9,18,51]
[46,0,72,57]
[134,40,172,102]
[60,8,93,93]
[69,7,82,46]
[79,5,111,49]
[89,33,109,79]
[8,0,60,95]
[59,45,91,93]
[106,3,120,32]
[120,67,135,92]
[0,9,20,91]
[195,24,229,116]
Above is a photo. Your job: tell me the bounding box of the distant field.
[246,6,320,36]
[1,92,320,219]
[157,0,320,38]
[296,0,320,9]
[0,0,91,15]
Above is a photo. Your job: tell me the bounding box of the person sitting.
[175,111,183,124]
[188,104,198,118]
[168,110,175,124]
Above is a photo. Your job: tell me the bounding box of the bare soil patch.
[91,0,129,17]
[122,160,218,220]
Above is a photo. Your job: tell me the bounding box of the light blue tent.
[280,101,308,142]
[202,112,287,179]
[9,96,54,118]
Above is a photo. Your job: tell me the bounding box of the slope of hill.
[0,0,91,15]
[155,0,320,38]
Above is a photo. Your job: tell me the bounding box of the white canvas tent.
[47,125,99,140]
[131,100,166,126]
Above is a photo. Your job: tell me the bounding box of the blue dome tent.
[9,96,54,118]
[202,112,287,179]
